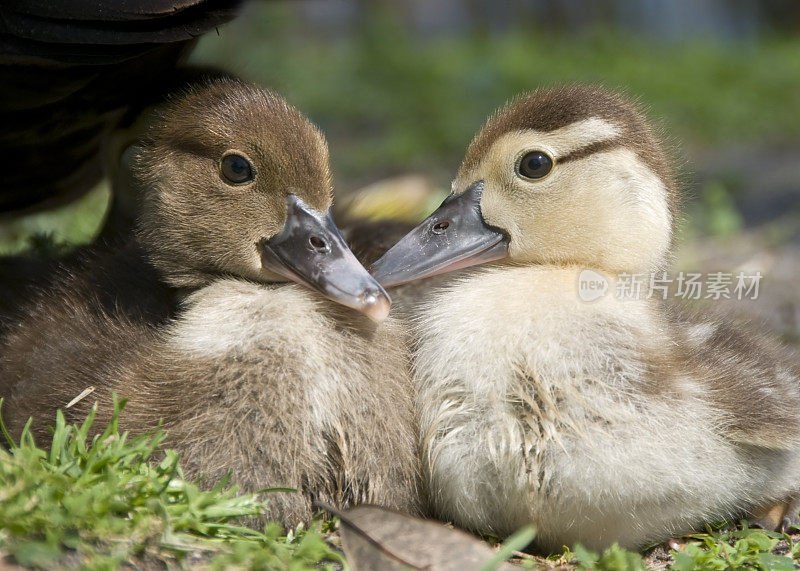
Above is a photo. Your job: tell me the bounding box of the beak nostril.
[308,235,328,252]
[432,220,450,234]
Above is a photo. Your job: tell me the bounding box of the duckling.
[1,78,420,526]
[370,85,800,551]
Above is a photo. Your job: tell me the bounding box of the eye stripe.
[532,117,622,156]
[558,138,624,164]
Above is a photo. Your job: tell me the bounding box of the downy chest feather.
[410,267,722,534]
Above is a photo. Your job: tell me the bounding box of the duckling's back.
[0,239,176,433]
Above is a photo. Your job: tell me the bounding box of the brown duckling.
[1,78,420,526]
[370,85,800,551]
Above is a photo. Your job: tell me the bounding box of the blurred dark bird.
[0,0,241,216]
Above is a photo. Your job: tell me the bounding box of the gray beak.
[260,194,391,321]
[370,181,509,287]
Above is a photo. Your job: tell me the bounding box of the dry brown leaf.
[315,503,516,571]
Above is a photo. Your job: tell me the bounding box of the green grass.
[3,398,800,569]
[0,397,342,569]
[672,526,800,571]
[193,5,800,184]
[0,183,110,256]
[570,543,649,570]
[568,525,800,571]
[6,7,800,251]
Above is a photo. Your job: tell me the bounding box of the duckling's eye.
[220,153,254,185]
[517,151,553,180]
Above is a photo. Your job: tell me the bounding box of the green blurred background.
[2,1,800,282]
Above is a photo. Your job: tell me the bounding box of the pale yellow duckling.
[371,85,800,551]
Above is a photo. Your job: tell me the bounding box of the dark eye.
[517,151,553,180]
[220,153,254,184]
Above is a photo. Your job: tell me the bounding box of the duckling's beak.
[370,181,509,287]
[259,194,391,321]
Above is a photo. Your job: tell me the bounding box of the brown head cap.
[460,84,679,218]
[134,77,334,288]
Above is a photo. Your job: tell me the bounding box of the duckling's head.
[134,78,389,320]
[372,85,678,287]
